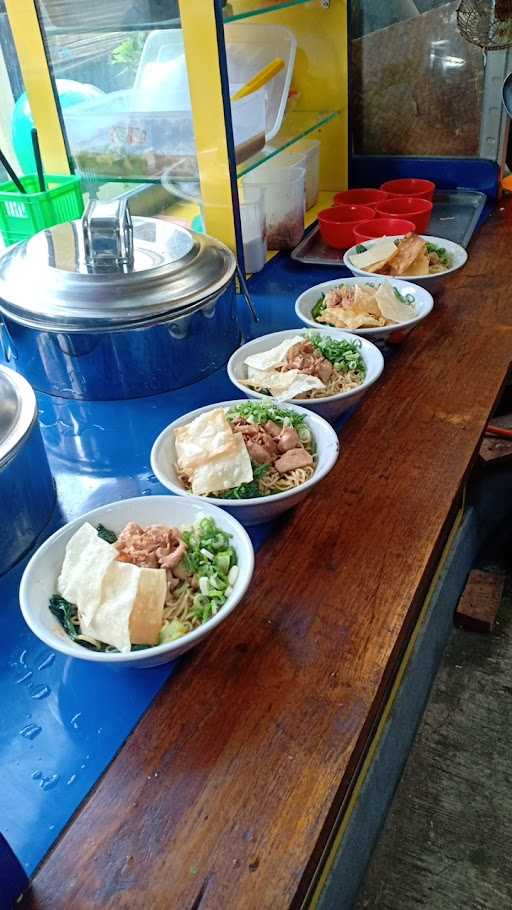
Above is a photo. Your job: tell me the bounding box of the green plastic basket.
[0,174,84,246]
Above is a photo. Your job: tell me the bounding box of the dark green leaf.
[97,523,117,544]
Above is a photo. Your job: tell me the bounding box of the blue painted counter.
[0,250,359,875]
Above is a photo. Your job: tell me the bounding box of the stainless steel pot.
[0,366,55,575]
[0,199,251,400]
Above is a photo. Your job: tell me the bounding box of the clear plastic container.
[268,140,321,210]
[291,140,320,210]
[245,163,305,251]
[239,185,267,273]
[224,23,297,141]
[137,25,297,144]
[65,86,265,179]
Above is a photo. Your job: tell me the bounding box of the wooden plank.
[23,203,512,910]
[455,569,505,633]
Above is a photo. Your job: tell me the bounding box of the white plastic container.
[292,140,320,210]
[266,140,320,210]
[239,184,267,273]
[245,162,305,251]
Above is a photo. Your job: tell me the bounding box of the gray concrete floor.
[355,528,512,910]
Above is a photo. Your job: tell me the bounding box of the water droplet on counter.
[41,773,59,791]
[80,763,86,770]
[16,671,33,685]
[30,684,51,700]
[19,723,42,740]
[70,712,81,729]
[67,774,77,786]
[37,652,55,671]
[97,727,103,735]
[146,473,158,483]
[49,825,55,831]
[141,489,152,496]
[32,770,42,780]
[19,649,29,666]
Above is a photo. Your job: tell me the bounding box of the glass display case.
[2,0,348,272]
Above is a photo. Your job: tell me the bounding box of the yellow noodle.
[163,582,201,632]
[296,369,363,399]
[258,463,314,494]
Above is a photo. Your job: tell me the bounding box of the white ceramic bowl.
[150,399,339,526]
[295,276,434,344]
[227,328,384,421]
[343,234,467,292]
[19,496,254,669]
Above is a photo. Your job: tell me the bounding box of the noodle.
[298,369,362,398]
[243,369,363,399]
[258,463,314,494]
[162,583,198,633]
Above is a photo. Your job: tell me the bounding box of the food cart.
[0,1,510,907]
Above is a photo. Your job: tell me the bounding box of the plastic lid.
[0,201,235,332]
[0,366,36,468]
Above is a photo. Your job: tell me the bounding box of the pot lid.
[0,199,236,332]
[0,366,37,468]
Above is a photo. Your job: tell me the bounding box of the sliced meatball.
[274,448,314,473]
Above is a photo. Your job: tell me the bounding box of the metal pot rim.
[0,366,37,468]
[0,274,235,334]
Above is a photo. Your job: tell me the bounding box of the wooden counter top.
[24,204,511,909]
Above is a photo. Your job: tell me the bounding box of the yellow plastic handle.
[231,58,285,102]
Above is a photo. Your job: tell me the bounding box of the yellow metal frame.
[5,0,69,174]
[310,498,466,907]
[179,0,238,250]
[261,0,348,192]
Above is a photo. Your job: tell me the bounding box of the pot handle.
[236,263,259,323]
[82,198,134,272]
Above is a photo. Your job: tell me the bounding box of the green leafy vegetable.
[96,523,117,544]
[305,331,366,377]
[49,594,79,640]
[355,244,367,253]
[426,242,450,268]
[216,463,269,500]
[227,400,306,430]
[311,295,326,319]
[48,595,98,651]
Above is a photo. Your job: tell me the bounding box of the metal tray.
[291,188,486,266]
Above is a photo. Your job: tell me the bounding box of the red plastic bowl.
[353,217,415,243]
[380,178,436,201]
[318,204,375,250]
[333,188,389,209]
[375,196,433,233]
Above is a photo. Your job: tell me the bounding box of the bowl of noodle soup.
[19,496,254,669]
[151,400,339,525]
[228,328,384,420]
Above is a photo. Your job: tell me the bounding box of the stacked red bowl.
[353,217,415,244]
[380,178,435,202]
[318,204,375,249]
[375,196,433,233]
[333,188,390,209]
